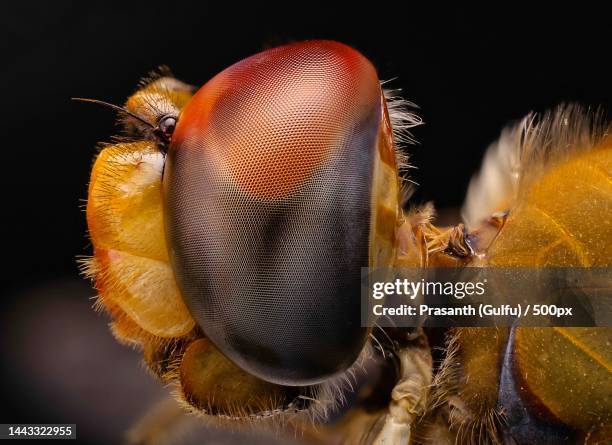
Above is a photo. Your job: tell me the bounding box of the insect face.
[163,41,400,386]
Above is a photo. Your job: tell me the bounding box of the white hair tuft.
[462,104,609,228]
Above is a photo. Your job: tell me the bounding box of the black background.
[0,2,610,442]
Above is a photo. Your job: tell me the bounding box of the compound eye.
[164,41,386,386]
[157,115,177,142]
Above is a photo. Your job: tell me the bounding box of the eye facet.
[163,40,398,386]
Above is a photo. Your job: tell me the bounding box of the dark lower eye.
[163,41,391,386]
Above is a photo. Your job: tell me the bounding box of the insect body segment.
[426,111,612,444]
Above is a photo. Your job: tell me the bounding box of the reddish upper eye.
[171,40,380,198]
[164,41,384,386]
